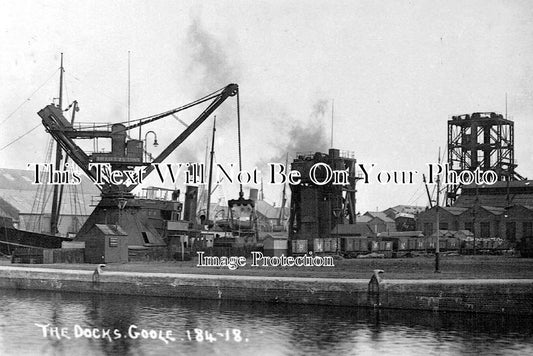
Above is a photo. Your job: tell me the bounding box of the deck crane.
[39,84,238,195]
[38,83,240,248]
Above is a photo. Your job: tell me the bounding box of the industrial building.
[384,205,426,231]
[288,148,358,252]
[0,168,97,236]
[255,199,289,232]
[417,198,533,242]
[285,110,532,256]
[416,112,533,245]
[362,211,396,233]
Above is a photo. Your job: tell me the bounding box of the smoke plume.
[175,17,331,185]
[187,18,239,91]
[168,16,241,165]
[285,99,329,154]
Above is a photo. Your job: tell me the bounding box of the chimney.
[249,188,259,201]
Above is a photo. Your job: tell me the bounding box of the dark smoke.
[177,17,330,173]
[261,98,330,166]
[285,99,329,154]
[187,17,239,90]
[248,98,331,183]
[169,16,240,164]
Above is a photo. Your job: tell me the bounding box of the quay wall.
[0,266,532,315]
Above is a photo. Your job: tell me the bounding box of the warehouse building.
[363,211,397,233]
[417,180,533,242]
[0,168,97,236]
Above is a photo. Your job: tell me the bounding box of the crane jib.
[37,84,239,194]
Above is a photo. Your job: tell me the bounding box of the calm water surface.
[0,288,532,356]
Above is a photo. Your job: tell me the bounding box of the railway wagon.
[425,236,437,250]
[409,237,426,251]
[367,238,393,257]
[378,231,425,254]
[312,238,342,253]
[381,236,409,252]
[422,236,460,252]
[461,238,512,254]
[339,237,369,257]
[368,238,379,252]
[291,239,308,254]
[313,238,324,253]
[519,236,533,257]
[323,237,340,253]
[446,237,460,250]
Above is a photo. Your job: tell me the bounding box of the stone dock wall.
[1,266,532,315]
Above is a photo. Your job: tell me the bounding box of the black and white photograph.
[1,1,533,355]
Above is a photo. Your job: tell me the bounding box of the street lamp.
[144,130,158,162]
[434,154,441,273]
[117,197,127,226]
[333,207,341,254]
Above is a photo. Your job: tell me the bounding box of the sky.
[0,0,532,214]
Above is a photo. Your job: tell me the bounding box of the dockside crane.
[39,84,239,195]
[38,82,240,248]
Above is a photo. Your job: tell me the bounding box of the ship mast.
[278,152,288,226]
[206,116,216,225]
[50,53,64,235]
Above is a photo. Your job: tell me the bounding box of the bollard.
[92,264,106,286]
[368,269,384,307]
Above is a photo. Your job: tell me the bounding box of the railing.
[90,195,101,206]
[295,150,356,160]
[72,122,113,131]
[295,151,317,160]
[339,150,356,159]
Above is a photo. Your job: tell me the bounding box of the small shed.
[81,224,128,263]
[168,234,190,260]
[263,234,288,256]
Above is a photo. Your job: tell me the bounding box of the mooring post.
[368,269,384,307]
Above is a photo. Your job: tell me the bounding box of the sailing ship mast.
[278,152,289,227]
[205,116,216,225]
[50,53,64,235]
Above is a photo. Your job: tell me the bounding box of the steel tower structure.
[446,112,524,206]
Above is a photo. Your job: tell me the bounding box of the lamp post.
[472,207,477,255]
[434,150,441,273]
[117,197,127,227]
[333,207,341,254]
[144,130,158,162]
[435,203,440,273]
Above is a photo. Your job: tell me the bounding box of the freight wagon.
[289,233,513,257]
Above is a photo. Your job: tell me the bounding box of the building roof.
[510,205,533,212]
[418,206,468,217]
[0,168,98,215]
[396,212,416,219]
[255,200,288,220]
[0,196,19,220]
[355,215,372,223]
[462,180,533,190]
[456,180,533,207]
[94,224,128,236]
[262,233,288,240]
[333,223,376,237]
[429,230,456,238]
[378,231,424,238]
[0,169,36,189]
[363,211,395,223]
[440,206,469,216]
[384,205,426,218]
[479,205,506,215]
[455,230,474,238]
[455,193,533,208]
